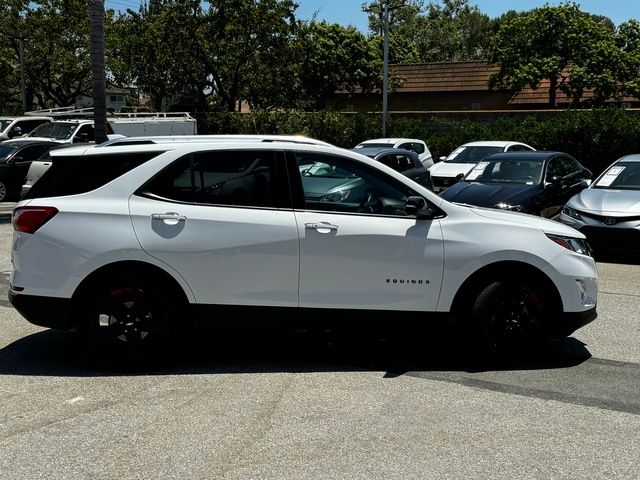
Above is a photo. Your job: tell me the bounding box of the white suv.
[10,139,597,357]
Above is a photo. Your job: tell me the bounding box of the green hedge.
[198,109,640,176]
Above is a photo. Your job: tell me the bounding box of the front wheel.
[0,181,7,202]
[469,279,549,356]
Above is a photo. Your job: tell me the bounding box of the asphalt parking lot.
[0,204,638,480]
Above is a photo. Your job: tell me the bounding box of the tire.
[78,272,181,363]
[0,181,7,202]
[469,279,549,356]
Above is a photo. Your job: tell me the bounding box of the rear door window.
[140,150,287,209]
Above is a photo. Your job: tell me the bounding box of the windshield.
[0,119,12,131]
[464,159,543,184]
[300,161,357,179]
[593,162,640,190]
[0,145,17,159]
[28,122,75,139]
[445,146,504,164]
[355,143,392,149]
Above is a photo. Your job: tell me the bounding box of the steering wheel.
[357,191,380,214]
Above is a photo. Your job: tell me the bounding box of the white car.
[559,154,640,256]
[354,138,433,169]
[429,141,536,193]
[10,139,597,359]
[0,116,53,141]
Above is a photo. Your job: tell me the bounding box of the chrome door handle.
[151,212,186,221]
[305,222,338,232]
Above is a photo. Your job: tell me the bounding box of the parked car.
[559,154,640,255]
[351,147,432,189]
[0,116,52,141]
[439,152,592,218]
[10,140,597,360]
[429,141,536,193]
[0,139,66,201]
[24,119,117,144]
[354,138,433,168]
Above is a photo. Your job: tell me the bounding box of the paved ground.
[0,209,638,480]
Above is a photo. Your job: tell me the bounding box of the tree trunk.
[88,0,108,143]
[549,76,558,108]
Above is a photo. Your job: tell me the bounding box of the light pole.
[381,3,389,137]
[364,2,403,138]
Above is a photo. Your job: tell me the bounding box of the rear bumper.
[9,292,76,330]
[553,307,597,337]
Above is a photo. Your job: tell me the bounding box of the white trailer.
[24,108,198,137]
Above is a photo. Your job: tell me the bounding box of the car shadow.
[596,252,640,265]
[0,327,591,378]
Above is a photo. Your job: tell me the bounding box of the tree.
[110,0,299,112]
[289,21,381,110]
[415,0,492,62]
[488,2,634,107]
[88,0,107,143]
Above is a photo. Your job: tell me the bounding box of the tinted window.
[546,156,581,180]
[23,152,160,199]
[294,152,413,216]
[74,124,95,143]
[377,154,415,172]
[466,158,544,184]
[143,150,281,208]
[16,145,49,161]
[412,143,426,154]
[0,145,17,159]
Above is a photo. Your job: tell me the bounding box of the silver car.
[559,154,640,255]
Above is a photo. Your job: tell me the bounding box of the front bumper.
[9,292,76,330]
[552,307,597,337]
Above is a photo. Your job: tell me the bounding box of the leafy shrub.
[199,108,640,176]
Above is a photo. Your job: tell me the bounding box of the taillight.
[12,206,59,234]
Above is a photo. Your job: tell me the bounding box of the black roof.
[483,151,572,162]
[351,147,420,159]
[1,139,62,148]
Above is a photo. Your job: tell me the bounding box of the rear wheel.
[469,279,549,356]
[0,181,7,202]
[78,273,182,363]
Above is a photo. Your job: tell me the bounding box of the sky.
[104,1,640,30]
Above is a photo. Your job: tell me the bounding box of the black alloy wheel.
[80,275,178,360]
[470,280,548,355]
[0,180,7,202]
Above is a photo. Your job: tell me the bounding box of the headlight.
[546,234,593,257]
[562,205,582,221]
[321,189,351,202]
[495,202,525,212]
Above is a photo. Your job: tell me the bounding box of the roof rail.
[25,106,194,120]
[24,106,94,118]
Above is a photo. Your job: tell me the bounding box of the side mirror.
[406,196,433,219]
[546,175,563,189]
[438,156,446,162]
[583,179,592,187]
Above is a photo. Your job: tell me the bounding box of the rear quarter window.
[23,152,162,199]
